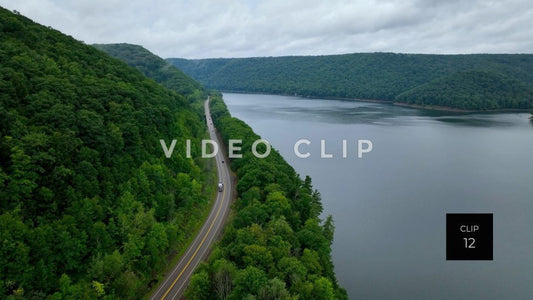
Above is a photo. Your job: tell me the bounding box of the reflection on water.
[227,93,530,128]
[223,93,533,300]
[432,115,519,127]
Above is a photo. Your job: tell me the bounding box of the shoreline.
[393,102,533,113]
[392,102,475,112]
[220,90,533,114]
[219,90,391,104]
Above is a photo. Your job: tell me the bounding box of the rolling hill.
[93,42,347,299]
[0,7,211,298]
[94,43,204,100]
[169,53,533,111]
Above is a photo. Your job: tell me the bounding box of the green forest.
[184,93,346,299]
[93,43,205,102]
[0,7,214,298]
[1,7,346,299]
[169,53,533,110]
[96,43,347,299]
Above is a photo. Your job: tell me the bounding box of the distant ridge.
[168,53,533,111]
[94,43,204,99]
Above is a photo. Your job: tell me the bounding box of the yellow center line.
[161,177,226,299]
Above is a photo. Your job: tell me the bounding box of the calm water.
[223,93,533,299]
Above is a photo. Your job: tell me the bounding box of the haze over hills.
[169,53,533,111]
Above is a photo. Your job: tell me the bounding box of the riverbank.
[220,90,533,114]
[185,92,348,299]
[222,92,533,299]
[393,101,533,113]
[219,90,391,104]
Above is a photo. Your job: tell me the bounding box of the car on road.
[218,182,224,192]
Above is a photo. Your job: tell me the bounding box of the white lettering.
[228,139,242,158]
[186,139,191,158]
[321,139,333,158]
[160,139,177,158]
[202,139,219,158]
[342,139,347,158]
[294,139,311,158]
[358,140,373,158]
[252,139,271,158]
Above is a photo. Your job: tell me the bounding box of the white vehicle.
[218,182,224,192]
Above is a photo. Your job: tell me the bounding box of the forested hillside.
[396,70,533,110]
[0,7,212,298]
[99,43,347,299]
[169,53,533,110]
[185,93,347,299]
[94,43,205,101]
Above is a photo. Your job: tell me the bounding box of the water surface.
[223,93,533,299]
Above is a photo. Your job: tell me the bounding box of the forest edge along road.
[151,97,233,299]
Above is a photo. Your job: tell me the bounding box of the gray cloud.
[1,0,532,58]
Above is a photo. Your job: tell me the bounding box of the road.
[151,97,232,299]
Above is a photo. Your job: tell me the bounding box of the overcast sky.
[2,0,533,59]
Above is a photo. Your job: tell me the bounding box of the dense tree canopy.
[185,93,347,299]
[0,7,213,298]
[396,70,533,110]
[1,7,347,299]
[94,43,205,101]
[101,44,347,299]
[169,53,533,110]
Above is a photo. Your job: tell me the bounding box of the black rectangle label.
[446,213,493,260]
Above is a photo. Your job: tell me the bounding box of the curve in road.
[151,97,232,300]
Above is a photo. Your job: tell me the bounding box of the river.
[223,92,533,299]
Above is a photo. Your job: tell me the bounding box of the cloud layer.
[2,0,532,58]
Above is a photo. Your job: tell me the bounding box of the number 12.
[463,237,475,248]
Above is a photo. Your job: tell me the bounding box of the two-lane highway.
[151,97,232,299]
